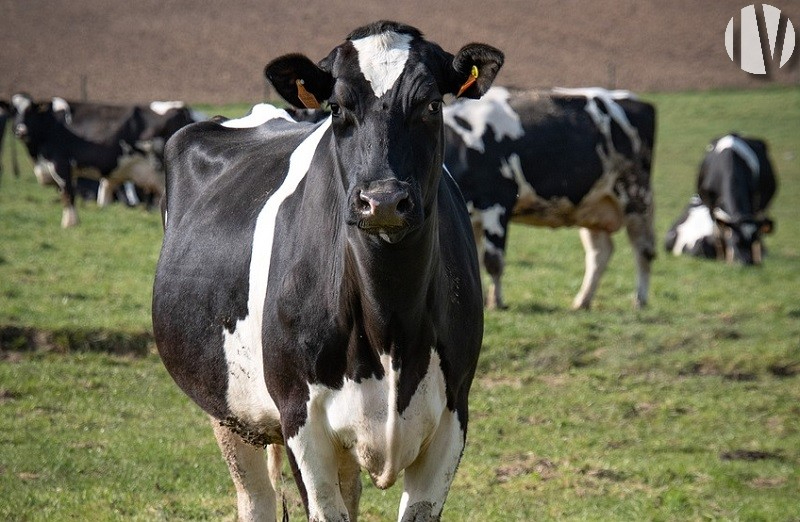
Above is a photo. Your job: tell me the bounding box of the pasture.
[1,87,799,520]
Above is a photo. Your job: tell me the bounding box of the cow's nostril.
[396,196,412,214]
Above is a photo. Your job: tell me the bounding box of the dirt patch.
[0,325,152,356]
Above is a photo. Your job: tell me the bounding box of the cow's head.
[265,21,503,244]
[11,93,55,146]
[701,135,777,265]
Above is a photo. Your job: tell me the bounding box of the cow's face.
[11,95,56,145]
[266,21,503,244]
[713,215,770,265]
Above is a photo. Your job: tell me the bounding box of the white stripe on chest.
[222,117,332,425]
[292,349,449,488]
[351,32,413,98]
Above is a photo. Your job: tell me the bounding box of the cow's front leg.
[211,419,277,522]
[398,408,465,521]
[286,416,350,521]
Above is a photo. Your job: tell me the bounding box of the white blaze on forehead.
[223,117,332,424]
[222,103,296,128]
[11,93,31,113]
[443,87,525,153]
[714,134,760,179]
[351,31,413,98]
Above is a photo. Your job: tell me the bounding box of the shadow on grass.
[0,324,152,356]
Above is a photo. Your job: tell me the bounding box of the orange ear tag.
[296,79,321,109]
[456,65,480,98]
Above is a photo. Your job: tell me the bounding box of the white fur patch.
[222,103,295,128]
[351,31,413,98]
[554,87,641,156]
[481,204,506,238]
[714,135,760,178]
[223,117,332,426]
[149,100,186,115]
[443,87,525,153]
[289,348,453,517]
[673,204,714,255]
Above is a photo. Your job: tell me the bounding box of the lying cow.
[12,95,160,227]
[444,86,656,309]
[153,20,502,521]
[664,195,717,258]
[672,134,777,264]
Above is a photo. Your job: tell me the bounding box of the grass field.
[1,88,799,520]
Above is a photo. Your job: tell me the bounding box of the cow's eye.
[428,100,442,114]
[329,103,342,117]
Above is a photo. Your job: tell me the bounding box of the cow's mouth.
[357,221,409,244]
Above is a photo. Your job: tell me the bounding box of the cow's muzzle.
[14,123,28,139]
[353,179,414,243]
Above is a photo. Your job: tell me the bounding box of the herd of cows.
[1,20,780,521]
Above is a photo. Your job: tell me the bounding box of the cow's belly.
[511,169,625,232]
[297,349,448,489]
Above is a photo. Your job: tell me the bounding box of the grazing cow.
[152,21,502,521]
[12,95,158,227]
[695,133,777,264]
[443,86,656,309]
[664,195,717,259]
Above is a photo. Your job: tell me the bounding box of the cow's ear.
[265,54,334,110]
[447,44,504,99]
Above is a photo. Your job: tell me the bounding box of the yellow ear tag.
[457,65,480,98]
[295,79,321,109]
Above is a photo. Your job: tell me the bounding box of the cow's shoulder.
[163,118,324,228]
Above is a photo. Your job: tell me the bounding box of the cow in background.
[444,86,656,310]
[12,95,159,226]
[676,133,777,264]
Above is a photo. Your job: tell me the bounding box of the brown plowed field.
[1,0,798,105]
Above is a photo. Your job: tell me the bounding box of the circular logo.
[725,4,796,74]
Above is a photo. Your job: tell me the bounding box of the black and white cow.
[12,95,158,227]
[688,133,776,264]
[444,86,656,309]
[152,21,502,521]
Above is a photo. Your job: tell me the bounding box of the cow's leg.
[338,450,362,520]
[483,240,506,310]
[286,419,350,521]
[97,177,120,207]
[211,419,277,522]
[53,162,79,228]
[572,227,613,310]
[398,408,464,521]
[624,212,655,309]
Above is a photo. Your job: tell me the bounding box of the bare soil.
[1,0,798,105]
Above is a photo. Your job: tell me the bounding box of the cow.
[443,86,656,310]
[12,95,160,227]
[664,195,717,259]
[152,20,502,521]
[693,133,777,264]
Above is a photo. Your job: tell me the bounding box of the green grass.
[1,87,798,520]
